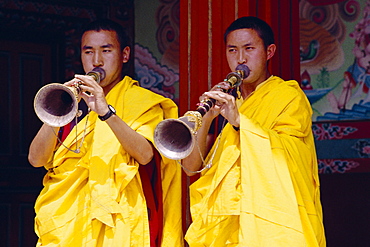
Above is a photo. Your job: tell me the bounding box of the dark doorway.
[0,38,57,246]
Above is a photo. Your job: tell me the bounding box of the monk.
[182,16,326,246]
[29,19,183,246]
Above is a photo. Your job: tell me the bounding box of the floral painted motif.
[312,123,357,140]
[352,139,370,158]
[318,159,360,173]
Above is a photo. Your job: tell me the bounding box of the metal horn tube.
[154,116,196,160]
[87,67,106,84]
[34,83,80,127]
[154,64,250,160]
[33,67,106,127]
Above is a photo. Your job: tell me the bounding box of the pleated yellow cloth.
[35,76,183,246]
[185,76,326,247]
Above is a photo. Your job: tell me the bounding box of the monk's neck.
[240,72,271,99]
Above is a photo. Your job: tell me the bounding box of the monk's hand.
[203,90,240,128]
[198,82,232,120]
[210,81,231,93]
[69,74,108,116]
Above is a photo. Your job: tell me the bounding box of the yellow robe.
[185,76,326,246]
[35,76,183,246]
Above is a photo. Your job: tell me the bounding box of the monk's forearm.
[106,114,154,165]
[182,115,213,176]
[29,124,59,167]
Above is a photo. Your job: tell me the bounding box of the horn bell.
[154,117,195,160]
[34,83,79,127]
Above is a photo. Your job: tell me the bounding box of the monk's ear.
[266,44,276,61]
[122,46,130,63]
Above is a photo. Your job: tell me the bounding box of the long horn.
[33,67,106,127]
[154,64,250,160]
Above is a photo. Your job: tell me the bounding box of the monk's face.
[81,30,130,90]
[226,28,275,86]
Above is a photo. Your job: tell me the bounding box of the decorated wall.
[300,0,370,174]
[300,0,370,121]
[134,0,180,105]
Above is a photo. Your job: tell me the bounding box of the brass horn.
[154,64,250,160]
[34,67,106,127]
